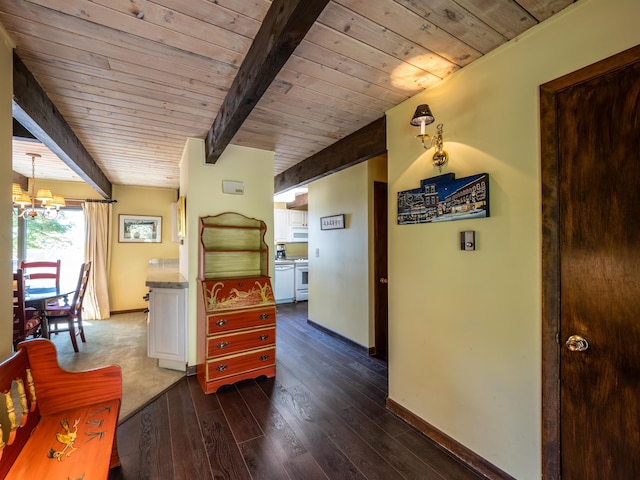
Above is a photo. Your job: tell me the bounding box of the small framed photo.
[320,214,345,230]
[119,215,162,243]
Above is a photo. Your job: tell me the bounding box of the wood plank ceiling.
[3,0,575,193]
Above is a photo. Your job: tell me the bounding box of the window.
[13,208,85,288]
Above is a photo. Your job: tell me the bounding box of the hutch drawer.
[205,346,276,381]
[206,307,275,335]
[206,326,275,358]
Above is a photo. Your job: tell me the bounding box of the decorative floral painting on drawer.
[204,279,275,312]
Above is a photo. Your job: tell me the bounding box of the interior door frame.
[540,44,640,479]
[373,181,388,360]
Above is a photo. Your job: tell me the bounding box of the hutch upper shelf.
[198,213,269,280]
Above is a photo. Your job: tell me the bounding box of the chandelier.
[12,153,66,219]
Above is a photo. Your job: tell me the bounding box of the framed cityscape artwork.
[397,172,490,225]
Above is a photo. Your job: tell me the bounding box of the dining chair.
[20,259,61,295]
[45,262,91,353]
[13,269,41,349]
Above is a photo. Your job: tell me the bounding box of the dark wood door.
[374,181,388,360]
[557,57,640,479]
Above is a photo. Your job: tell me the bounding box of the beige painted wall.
[308,162,372,347]
[179,140,275,366]
[31,179,103,201]
[0,24,14,359]
[307,154,386,347]
[280,242,307,258]
[110,185,179,312]
[386,0,640,478]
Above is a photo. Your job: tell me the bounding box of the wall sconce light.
[410,104,449,171]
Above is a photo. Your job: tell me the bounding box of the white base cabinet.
[147,286,188,371]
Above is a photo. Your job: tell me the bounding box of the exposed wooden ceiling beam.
[12,171,28,191]
[12,118,37,141]
[287,192,308,209]
[12,52,112,198]
[274,116,386,194]
[205,0,330,164]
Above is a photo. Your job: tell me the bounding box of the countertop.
[275,257,308,265]
[145,258,188,289]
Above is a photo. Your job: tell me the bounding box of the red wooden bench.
[0,339,122,479]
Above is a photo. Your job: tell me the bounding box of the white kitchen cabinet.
[274,208,289,242]
[148,286,188,371]
[288,209,308,226]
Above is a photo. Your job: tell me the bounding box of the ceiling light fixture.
[411,104,449,171]
[12,153,66,220]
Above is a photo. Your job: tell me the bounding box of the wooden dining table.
[24,288,75,338]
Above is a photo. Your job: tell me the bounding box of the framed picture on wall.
[320,214,345,230]
[119,215,162,243]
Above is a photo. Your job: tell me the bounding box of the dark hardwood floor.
[109,302,484,480]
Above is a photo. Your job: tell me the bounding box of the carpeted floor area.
[50,311,185,422]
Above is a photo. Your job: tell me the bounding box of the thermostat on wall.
[222,180,244,195]
[460,231,476,251]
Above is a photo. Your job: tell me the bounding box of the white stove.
[294,259,308,301]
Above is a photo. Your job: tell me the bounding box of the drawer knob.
[259,354,270,362]
[259,313,270,320]
[216,341,229,349]
[216,364,228,372]
[216,319,228,326]
[258,334,269,341]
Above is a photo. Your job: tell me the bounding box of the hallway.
[109,302,483,480]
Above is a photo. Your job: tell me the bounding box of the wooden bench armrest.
[17,339,122,416]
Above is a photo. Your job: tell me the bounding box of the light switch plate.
[460,231,476,251]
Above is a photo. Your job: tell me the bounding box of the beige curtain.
[83,201,111,319]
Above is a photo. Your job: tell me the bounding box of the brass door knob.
[379,278,388,284]
[565,335,589,352]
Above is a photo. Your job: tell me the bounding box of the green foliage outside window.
[13,210,74,253]
[26,212,74,250]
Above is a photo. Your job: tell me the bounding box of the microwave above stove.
[288,226,308,243]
